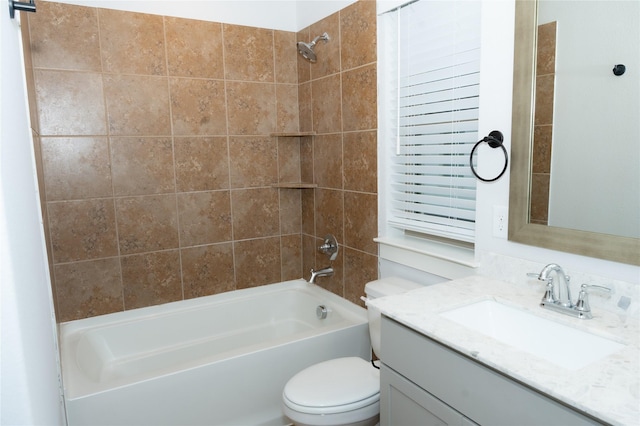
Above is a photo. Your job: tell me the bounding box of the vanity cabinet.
[381,366,478,425]
[380,317,604,426]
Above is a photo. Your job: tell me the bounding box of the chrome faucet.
[528,263,611,319]
[308,234,339,284]
[308,266,333,284]
[538,263,572,307]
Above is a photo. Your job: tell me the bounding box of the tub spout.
[308,267,333,284]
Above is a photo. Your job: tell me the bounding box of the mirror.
[508,0,640,265]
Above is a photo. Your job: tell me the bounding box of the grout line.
[338,12,345,295]
[162,15,185,301]
[275,141,285,281]
[96,8,126,313]
[220,24,238,290]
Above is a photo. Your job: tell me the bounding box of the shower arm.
[310,32,330,46]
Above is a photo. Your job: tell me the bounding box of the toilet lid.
[283,357,380,414]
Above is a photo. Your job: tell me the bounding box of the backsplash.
[476,251,639,319]
[22,0,378,322]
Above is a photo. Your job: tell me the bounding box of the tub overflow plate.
[316,305,328,319]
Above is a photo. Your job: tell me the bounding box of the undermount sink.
[440,300,624,371]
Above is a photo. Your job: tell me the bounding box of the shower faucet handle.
[318,234,338,261]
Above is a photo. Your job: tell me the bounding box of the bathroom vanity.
[381,317,600,425]
[370,275,639,426]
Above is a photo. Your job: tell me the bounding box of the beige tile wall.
[23,0,378,321]
[297,0,378,305]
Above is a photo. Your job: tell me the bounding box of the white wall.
[0,6,65,426]
[540,1,639,238]
[475,0,639,284]
[46,0,357,31]
[1,0,637,422]
[296,0,358,30]
[0,1,354,423]
[376,0,638,286]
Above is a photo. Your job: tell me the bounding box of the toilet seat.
[282,357,380,415]
[283,392,379,415]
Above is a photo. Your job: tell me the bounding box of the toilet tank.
[364,277,423,356]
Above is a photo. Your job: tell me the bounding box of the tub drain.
[316,305,328,319]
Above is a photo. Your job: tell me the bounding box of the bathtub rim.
[59,279,366,334]
[59,279,369,399]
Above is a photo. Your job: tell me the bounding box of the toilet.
[282,277,422,426]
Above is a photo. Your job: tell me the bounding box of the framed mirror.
[508,0,640,265]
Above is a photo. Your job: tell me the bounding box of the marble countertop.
[368,275,639,426]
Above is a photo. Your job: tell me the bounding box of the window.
[379,0,482,245]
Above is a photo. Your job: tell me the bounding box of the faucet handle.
[541,280,557,303]
[581,284,612,293]
[530,272,557,303]
[318,234,339,261]
[575,284,612,313]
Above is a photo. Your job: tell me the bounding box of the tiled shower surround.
[22,1,378,321]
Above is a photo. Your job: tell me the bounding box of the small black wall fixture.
[9,0,36,19]
[612,64,626,76]
[469,130,508,182]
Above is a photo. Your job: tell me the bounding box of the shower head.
[297,41,317,63]
[297,32,330,63]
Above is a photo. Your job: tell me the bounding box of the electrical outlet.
[493,206,508,238]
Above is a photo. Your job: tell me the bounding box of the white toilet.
[282,277,422,426]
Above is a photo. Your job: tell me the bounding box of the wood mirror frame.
[507,0,640,266]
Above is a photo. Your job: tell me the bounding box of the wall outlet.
[493,205,508,239]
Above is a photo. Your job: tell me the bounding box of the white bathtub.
[59,279,371,426]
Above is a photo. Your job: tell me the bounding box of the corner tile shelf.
[272,182,318,189]
[270,132,316,137]
[270,131,317,188]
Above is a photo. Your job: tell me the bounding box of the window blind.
[381,0,481,243]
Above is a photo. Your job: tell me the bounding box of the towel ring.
[9,0,36,19]
[469,131,508,182]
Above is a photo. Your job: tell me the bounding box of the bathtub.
[59,279,371,426]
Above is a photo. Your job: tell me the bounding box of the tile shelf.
[272,182,317,189]
[270,131,316,188]
[269,132,316,137]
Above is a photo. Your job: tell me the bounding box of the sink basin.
[440,300,624,370]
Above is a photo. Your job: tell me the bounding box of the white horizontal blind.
[382,0,481,243]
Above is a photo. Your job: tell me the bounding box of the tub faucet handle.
[318,234,338,261]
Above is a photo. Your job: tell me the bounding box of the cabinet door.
[380,365,478,426]
[381,317,604,426]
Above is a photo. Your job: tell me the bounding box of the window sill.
[375,236,479,280]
